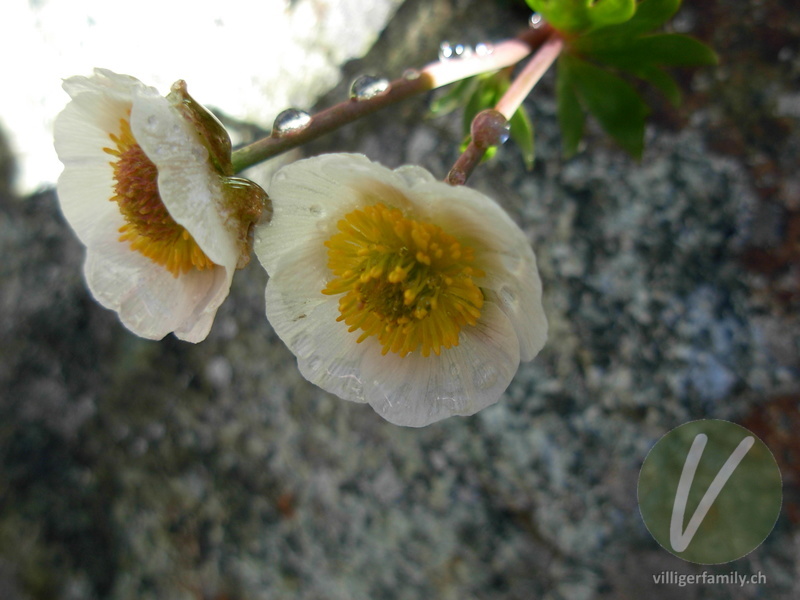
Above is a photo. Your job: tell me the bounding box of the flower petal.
[359,302,521,427]
[292,300,373,405]
[84,212,232,342]
[256,153,420,273]
[55,162,121,247]
[400,180,548,360]
[54,68,250,342]
[257,153,548,426]
[129,95,239,271]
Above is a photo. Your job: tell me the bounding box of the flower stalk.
[446,31,563,186]
[230,24,555,173]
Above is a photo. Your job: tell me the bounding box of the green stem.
[230,24,555,173]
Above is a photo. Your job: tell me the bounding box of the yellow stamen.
[322,203,485,358]
[106,115,215,277]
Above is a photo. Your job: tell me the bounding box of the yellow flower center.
[104,116,215,277]
[322,203,485,358]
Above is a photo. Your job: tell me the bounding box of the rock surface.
[1,0,798,599]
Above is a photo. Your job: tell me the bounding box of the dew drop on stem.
[529,13,543,28]
[349,75,390,101]
[271,108,312,137]
[439,41,471,61]
[439,41,454,60]
[475,42,494,57]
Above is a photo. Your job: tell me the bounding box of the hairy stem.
[231,24,554,173]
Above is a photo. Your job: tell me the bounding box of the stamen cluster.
[322,203,484,357]
[105,117,214,276]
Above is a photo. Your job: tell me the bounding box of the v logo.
[669,433,755,553]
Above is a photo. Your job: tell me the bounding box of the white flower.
[255,153,547,427]
[54,68,267,342]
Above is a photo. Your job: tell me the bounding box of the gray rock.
[1,0,797,599]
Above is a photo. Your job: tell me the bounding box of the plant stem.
[230,25,555,173]
[445,32,563,186]
[494,33,563,120]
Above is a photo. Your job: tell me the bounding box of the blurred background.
[1,0,798,598]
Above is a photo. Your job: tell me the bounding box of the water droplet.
[308,204,323,216]
[501,253,527,275]
[272,108,312,137]
[307,356,322,372]
[449,363,461,378]
[273,170,288,183]
[403,68,421,80]
[440,41,471,61]
[471,109,510,148]
[350,75,390,101]
[456,44,472,58]
[146,114,159,131]
[439,41,454,60]
[473,364,499,390]
[529,13,543,28]
[475,42,494,57]
[498,285,518,307]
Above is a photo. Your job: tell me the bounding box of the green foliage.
[552,0,718,157]
[525,0,636,34]
[430,71,536,169]
[432,0,718,165]
[559,54,648,157]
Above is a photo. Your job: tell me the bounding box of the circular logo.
[638,419,782,564]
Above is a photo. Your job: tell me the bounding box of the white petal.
[292,300,374,404]
[402,180,548,361]
[257,153,548,425]
[53,100,125,165]
[481,253,547,361]
[129,94,239,271]
[55,162,120,246]
[359,302,521,427]
[83,210,231,342]
[263,224,331,309]
[393,164,437,187]
[56,70,160,161]
[256,153,418,273]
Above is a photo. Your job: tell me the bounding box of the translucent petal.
[359,302,520,426]
[130,94,239,270]
[84,212,231,342]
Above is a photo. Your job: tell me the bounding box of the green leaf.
[525,0,590,33]
[588,0,637,28]
[585,34,718,69]
[618,0,681,35]
[561,54,649,158]
[575,0,682,45]
[573,32,716,105]
[429,77,480,117]
[556,60,585,157]
[627,64,682,106]
[458,137,499,162]
[628,34,719,66]
[509,106,536,169]
[462,75,504,136]
[525,0,636,34]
